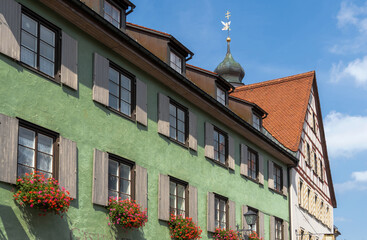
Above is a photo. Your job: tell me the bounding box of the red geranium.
[169,214,202,240]
[249,231,263,240]
[214,228,240,240]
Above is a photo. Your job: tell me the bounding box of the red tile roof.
[127,22,171,37]
[231,71,315,152]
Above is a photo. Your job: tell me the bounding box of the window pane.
[108,160,119,176]
[19,127,35,148]
[170,182,176,195]
[40,41,55,61]
[22,14,38,36]
[177,120,184,132]
[18,165,34,178]
[109,95,119,110]
[38,134,53,154]
[21,31,37,51]
[120,88,131,103]
[177,109,185,121]
[120,101,131,116]
[37,152,53,172]
[109,68,119,84]
[121,75,131,90]
[177,184,185,198]
[108,190,118,199]
[21,46,37,68]
[40,25,55,46]
[18,145,35,167]
[108,175,118,191]
[170,126,176,139]
[177,197,185,212]
[120,193,129,200]
[178,132,185,143]
[169,116,176,128]
[120,164,130,179]
[40,57,54,77]
[120,179,130,195]
[170,194,176,210]
[109,81,119,96]
[169,104,176,117]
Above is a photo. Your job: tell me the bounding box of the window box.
[169,214,202,240]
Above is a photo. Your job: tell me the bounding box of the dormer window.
[104,0,122,28]
[170,51,183,73]
[216,85,227,106]
[252,113,261,130]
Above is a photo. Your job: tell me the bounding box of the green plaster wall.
[0,1,289,239]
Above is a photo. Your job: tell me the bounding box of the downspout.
[289,167,294,240]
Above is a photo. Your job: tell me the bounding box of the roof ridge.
[234,71,315,92]
[126,22,171,37]
[186,64,218,75]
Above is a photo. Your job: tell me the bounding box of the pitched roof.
[230,71,315,152]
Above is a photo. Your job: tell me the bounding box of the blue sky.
[128,1,367,239]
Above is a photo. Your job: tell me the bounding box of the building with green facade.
[0,0,298,239]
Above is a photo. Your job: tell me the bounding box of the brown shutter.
[92,149,108,206]
[61,31,78,90]
[0,114,18,184]
[228,200,236,230]
[204,122,214,159]
[242,205,249,230]
[157,93,169,137]
[93,53,109,106]
[283,221,289,240]
[135,164,148,211]
[228,135,235,170]
[240,144,248,176]
[268,161,274,189]
[259,154,264,184]
[158,174,169,221]
[136,78,147,126]
[207,192,215,233]
[58,137,77,199]
[188,111,197,151]
[188,185,198,224]
[282,167,288,196]
[0,0,21,61]
[270,216,275,240]
[259,211,265,238]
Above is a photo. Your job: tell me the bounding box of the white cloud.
[337,1,367,33]
[324,111,367,157]
[352,170,367,182]
[335,171,367,193]
[329,56,367,86]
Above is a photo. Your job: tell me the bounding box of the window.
[108,64,135,117]
[215,195,227,229]
[248,149,258,180]
[307,189,310,211]
[21,10,60,78]
[299,229,304,240]
[275,218,283,240]
[170,51,182,73]
[169,101,187,144]
[252,113,261,130]
[216,85,227,105]
[314,195,318,215]
[273,163,283,192]
[108,155,134,200]
[320,160,323,180]
[313,152,317,173]
[104,0,121,28]
[299,181,303,206]
[313,112,316,132]
[320,201,324,222]
[214,128,227,164]
[169,178,187,217]
[17,122,57,179]
[306,143,310,165]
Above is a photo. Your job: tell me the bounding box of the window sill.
[241,174,261,185]
[108,107,136,123]
[269,188,286,197]
[20,62,61,85]
[168,137,189,149]
[206,157,228,170]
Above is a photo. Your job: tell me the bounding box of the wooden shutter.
[0,114,18,184]
[207,192,215,233]
[268,161,274,189]
[259,154,264,184]
[240,144,248,176]
[92,149,108,206]
[228,135,235,170]
[58,137,77,199]
[242,205,249,230]
[188,185,198,223]
[188,111,197,151]
[259,211,265,238]
[136,78,147,126]
[158,174,169,221]
[297,179,301,206]
[92,53,109,106]
[204,122,214,159]
[270,216,275,240]
[61,31,78,90]
[282,167,288,196]
[0,0,21,61]
[157,93,169,137]
[135,165,148,211]
[283,221,289,240]
[228,200,236,230]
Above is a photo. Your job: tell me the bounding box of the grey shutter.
[158,174,169,221]
[188,185,198,223]
[207,192,215,233]
[136,78,147,126]
[92,149,108,206]
[259,211,265,238]
[242,205,249,230]
[240,144,248,176]
[135,165,148,211]
[283,221,289,240]
[61,31,78,90]
[268,161,274,189]
[204,122,214,159]
[259,154,264,185]
[228,200,236,230]
[157,93,169,137]
[93,53,109,106]
[58,137,77,199]
[0,0,21,61]
[188,111,197,151]
[0,114,18,184]
[270,216,275,240]
[228,135,235,170]
[282,167,288,196]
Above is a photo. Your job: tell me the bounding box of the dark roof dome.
[214,37,245,85]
